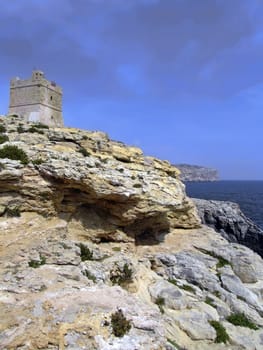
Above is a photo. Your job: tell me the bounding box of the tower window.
[50,96,53,100]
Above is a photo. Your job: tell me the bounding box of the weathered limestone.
[193,198,263,257]
[0,117,263,350]
[0,116,201,242]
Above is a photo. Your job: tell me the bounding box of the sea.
[185,181,263,230]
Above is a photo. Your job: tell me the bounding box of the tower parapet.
[8,70,63,127]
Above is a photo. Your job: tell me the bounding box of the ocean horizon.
[185,180,263,230]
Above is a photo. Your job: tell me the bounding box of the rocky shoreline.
[193,198,263,258]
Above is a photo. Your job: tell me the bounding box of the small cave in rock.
[98,236,116,243]
[125,213,171,246]
[56,187,96,214]
[135,229,162,245]
[68,202,128,243]
[71,203,116,227]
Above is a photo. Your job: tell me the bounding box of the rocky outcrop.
[1,214,263,350]
[0,115,200,244]
[175,164,219,182]
[0,115,263,350]
[193,198,263,258]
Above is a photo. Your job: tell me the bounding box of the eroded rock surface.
[0,115,200,244]
[0,116,263,350]
[1,213,263,350]
[194,198,263,257]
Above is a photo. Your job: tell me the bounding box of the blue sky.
[1,0,263,179]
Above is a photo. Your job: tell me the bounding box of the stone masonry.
[8,70,63,127]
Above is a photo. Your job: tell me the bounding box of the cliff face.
[193,198,263,258]
[0,116,263,350]
[175,164,219,182]
[0,116,200,243]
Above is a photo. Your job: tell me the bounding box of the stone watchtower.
[8,70,63,127]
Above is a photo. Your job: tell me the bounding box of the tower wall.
[8,71,63,127]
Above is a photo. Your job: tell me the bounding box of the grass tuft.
[155,296,165,314]
[227,313,258,330]
[32,158,45,165]
[168,279,195,293]
[78,147,90,157]
[28,255,46,268]
[196,247,231,268]
[205,296,217,308]
[209,320,230,343]
[78,243,93,261]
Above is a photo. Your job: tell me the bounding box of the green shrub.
[78,147,90,157]
[197,247,231,268]
[28,255,46,268]
[33,123,49,129]
[111,309,131,337]
[0,134,9,144]
[0,145,29,165]
[0,125,6,133]
[213,291,221,298]
[227,313,258,330]
[133,183,142,188]
[78,243,93,261]
[205,296,216,308]
[6,207,20,217]
[27,127,44,134]
[32,158,45,165]
[180,284,195,293]
[216,257,231,269]
[209,320,229,343]
[168,278,179,286]
[155,296,165,313]
[17,125,24,133]
[168,279,195,293]
[110,263,133,286]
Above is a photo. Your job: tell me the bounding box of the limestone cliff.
[0,115,200,242]
[193,198,263,258]
[0,115,263,350]
[175,164,219,182]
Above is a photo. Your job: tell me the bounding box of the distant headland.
[175,163,219,182]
